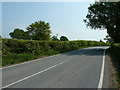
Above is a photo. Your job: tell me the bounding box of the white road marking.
[2,60,68,89]
[1,47,95,69]
[98,49,106,89]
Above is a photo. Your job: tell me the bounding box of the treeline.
[2,38,110,56]
[9,21,51,40]
[9,20,69,41]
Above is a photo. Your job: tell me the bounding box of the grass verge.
[2,46,100,67]
[2,50,60,67]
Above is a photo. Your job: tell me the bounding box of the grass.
[2,48,81,67]
[2,46,99,67]
[41,50,60,56]
[2,53,39,66]
[2,50,60,67]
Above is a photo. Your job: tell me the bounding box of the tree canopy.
[104,35,113,43]
[60,36,69,41]
[9,28,29,40]
[26,21,51,40]
[0,35,2,39]
[52,35,59,41]
[9,21,52,41]
[84,2,120,43]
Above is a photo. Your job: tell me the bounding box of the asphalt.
[2,47,109,88]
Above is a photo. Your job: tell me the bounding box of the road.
[2,47,110,88]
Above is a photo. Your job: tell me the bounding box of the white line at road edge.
[2,60,68,88]
[98,49,106,89]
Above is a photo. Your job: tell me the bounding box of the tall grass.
[2,53,39,66]
[2,47,90,67]
[2,50,60,67]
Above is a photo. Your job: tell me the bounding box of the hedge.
[111,44,120,55]
[2,38,110,56]
[110,44,120,72]
[109,43,120,86]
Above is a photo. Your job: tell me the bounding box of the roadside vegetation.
[1,19,110,67]
[1,2,120,88]
[108,44,120,88]
[2,38,110,66]
[84,2,120,88]
[2,50,60,67]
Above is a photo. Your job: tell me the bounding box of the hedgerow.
[109,43,120,85]
[2,38,110,56]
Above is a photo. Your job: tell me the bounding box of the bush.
[2,39,11,56]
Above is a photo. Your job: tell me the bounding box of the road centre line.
[2,60,68,89]
[2,47,92,69]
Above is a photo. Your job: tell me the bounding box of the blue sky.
[2,2,107,41]
[0,2,2,35]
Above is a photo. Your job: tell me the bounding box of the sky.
[0,2,2,35]
[2,1,108,41]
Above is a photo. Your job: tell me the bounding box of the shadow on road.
[62,48,106,56]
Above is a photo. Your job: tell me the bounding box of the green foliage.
[2,50,60,67]
[109,43,120,86]
[2,39,11,56]
[52,35,59,41]
[110,44,120,58]
[104,35,113,43]
[41,50,60,56]
[2,53,39,66]
[60,36,69,41]
[84,2,120,43]
[9,20,52,41]
[9,28,29,40]
[2,39,51,55]
[0,35,2,39]
[2,39,110,56]
[0,36,2,54]
[2,39,110,66]
[26,21,51,40]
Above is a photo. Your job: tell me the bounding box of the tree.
[52,35,59,41]
[104,35,113,43]
[9,28,29,40]
[84,2,120,43]
[0,35,2,39]
[26,21,51,40]
[99,39,103,42]
[60,36,69,41]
